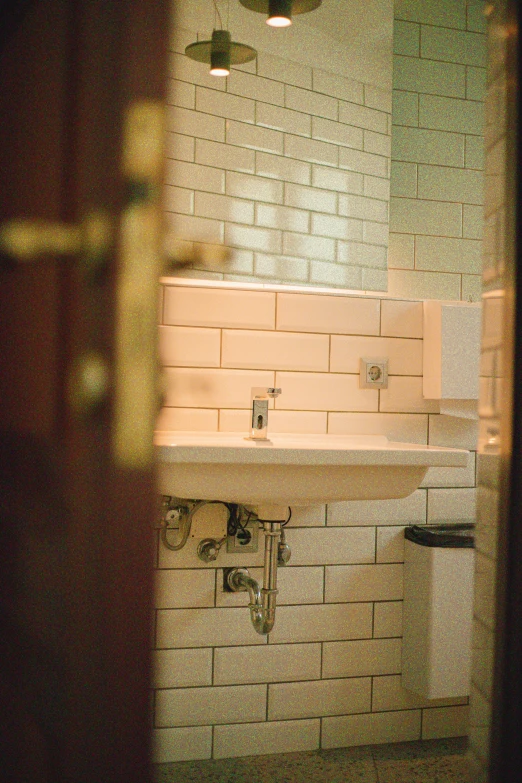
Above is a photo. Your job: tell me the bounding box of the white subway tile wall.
[164,26,391,290]
[153,280,477,763]
[388,1,486,302]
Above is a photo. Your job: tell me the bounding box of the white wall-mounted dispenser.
[423,300,482,419]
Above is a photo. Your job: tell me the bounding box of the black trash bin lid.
[404,523,475,548]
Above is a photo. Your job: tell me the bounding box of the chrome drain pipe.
[226,520,284,635]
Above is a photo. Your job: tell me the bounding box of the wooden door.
[0,1,169,780]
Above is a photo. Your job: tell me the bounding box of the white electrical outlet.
[359,357,389,389]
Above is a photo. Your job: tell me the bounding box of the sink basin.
[154,432,469,505]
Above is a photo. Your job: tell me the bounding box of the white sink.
[154,432,469,505]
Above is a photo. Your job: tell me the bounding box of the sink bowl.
[154,432,469,505]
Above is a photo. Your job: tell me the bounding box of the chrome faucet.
[248,387,281,440]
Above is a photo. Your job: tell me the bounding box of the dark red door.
[0,1,169,780]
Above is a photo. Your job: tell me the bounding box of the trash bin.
[401,523,475,700]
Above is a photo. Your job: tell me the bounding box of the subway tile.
[330,335,422,375]
[392,90,419,127]
[225,223,282,254]
[389,197,462,237]
[164,185,194,215]
[155,406,219,432]
[373,601,403,638]
[393,20,420,56]
[214,643,321,685]
[421,27,486,67]
[256,203,309,233]
[268,603,373,644]
[393,55,466,99]
[322,638,402,678]
[283,232,335,262]
[166,212,224,244]
[365,86,392,114]
[217,566,324,608]
[256,152,311,185]
[194,192,254,225]
[167,105,225,142]
[421,452,476,489]
[276,292,380,335]
[387,233,415,269]
[213,719,319,758]
[257,102,311,137]
[195,86,255,123]
[417,165,483,205]
[274,371,378,412]
[222,248,255,275]
[380,376,439,414]
[313,69,364,105]
[394,0,466,28]
[227,120,283,155]
[419,94,484,136]
[427,487,477,523]
[152,726,212,763]
[286,527,376,566]
[312,164,363,194]
[165,159,225,194]
[339,101,388,134]
[195,138,255,173]
[323,710,421,749]
[339,147,388,178]
[390,161,417,198]
[422,706,470,740]
[154,568,215,608]
[364,130,392,158]
[415,236,482,275]
[363,221,389,247]
[312,116,363,149]
[465,136,485,169]
[155,684,266,727]
[392,127,465,167]
[467,0,487,33]
[226,171,284,204]
[287,505,327,526]
[257,52,312,89]
[219,409,327,434]
[268,678,371,721]
[337,242,387,270]
[285,85,338,120]
[310,261,363,290]
[312,213,362,242]
[163,285,275,328]
[462,275,482,303]
[156,607,268,648]
[284,183,337,213]
[328,490,427,527]
[338,194,388,223]
[163,367,274,408]
[429,414,479,449]
[467,66,487,101]
[364,175,390,201]
[285,134,338,167]
[327,412,428,444]
[152,648,212,689]
[227,69,285,106]
[169,27,199,56]
[167,78,195,109]
[381,299,423,338]
[165,131,195,163]
[376,526,406,564]
[254,253,310,283]
[387,270,462,301]
[221,330,328,372]
[325,564,403,603]
[372,675,466,712]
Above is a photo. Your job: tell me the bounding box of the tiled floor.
[154,736,470,782]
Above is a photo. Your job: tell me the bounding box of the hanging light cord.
[213,0,223,29]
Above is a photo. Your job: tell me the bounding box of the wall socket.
[359,357,389,389]
[226,520,259,553]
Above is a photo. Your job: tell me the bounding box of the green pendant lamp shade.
[185,29,257,77]
[239,0,322,27]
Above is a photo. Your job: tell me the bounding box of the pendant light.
[185,1,257,77]
[239,0,322,28]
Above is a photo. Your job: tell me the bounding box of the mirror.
[165,0,394,291]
